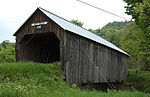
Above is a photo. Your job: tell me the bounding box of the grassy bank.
[0,62,149,97]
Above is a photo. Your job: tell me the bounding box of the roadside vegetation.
[0,62,149,97]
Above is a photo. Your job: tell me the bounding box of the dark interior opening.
[20,32,60,63]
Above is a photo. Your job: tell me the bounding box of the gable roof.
[14,7,129,56]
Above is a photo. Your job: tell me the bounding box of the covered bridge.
[14,7,129,84]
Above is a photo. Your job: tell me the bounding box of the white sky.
[0,0,131,43]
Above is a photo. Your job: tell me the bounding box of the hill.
[0,62,149,97]
[94,21,131,43]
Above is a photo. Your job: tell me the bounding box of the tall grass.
[0,62,61,75]
[0,62,149,97]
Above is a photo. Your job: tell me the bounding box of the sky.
[0,0,131,43]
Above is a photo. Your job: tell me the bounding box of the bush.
[0,40,15,63]
[124,72,150,93]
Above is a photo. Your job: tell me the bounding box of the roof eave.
[13,8,40,36]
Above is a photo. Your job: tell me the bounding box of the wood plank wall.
[15,9,65,62]
[64,31,129,84]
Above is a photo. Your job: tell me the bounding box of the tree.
[0,40,15,63]
[124,0,150,70]
[70,19,84,27]
[124,0,150,32]
[0,40,15,48]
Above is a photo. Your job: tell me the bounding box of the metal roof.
[14,7,128,56]
[39,8,129,56]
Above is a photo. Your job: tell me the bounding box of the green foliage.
[0,62,61,75]
[0,40,15,63]
[0,40,15,48]
[123,0,150,70]
[94,21,132,47]
[0,62,68,97]
[88,28,100,36]
[124,0,150,32]
[101,21,129,31]
[120,23,143,69]
[123,0,143,20]
[70,19,84,27]
[124,72,150,93]
[0,62,149,97]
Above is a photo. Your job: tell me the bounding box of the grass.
[0,62,150,97]
[124,71,150,93]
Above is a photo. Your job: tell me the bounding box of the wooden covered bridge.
[14,7,129,84]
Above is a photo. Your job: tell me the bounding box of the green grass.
[0,62,149,97]
[124,71,150,93]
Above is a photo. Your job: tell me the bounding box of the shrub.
[124,72,150,93]
[0,40,15,63]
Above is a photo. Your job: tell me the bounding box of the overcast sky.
[0,0,131,43]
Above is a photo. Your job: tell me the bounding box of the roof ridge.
[38,7,129,56]
[38,7,97,35]
[14,7,129,56]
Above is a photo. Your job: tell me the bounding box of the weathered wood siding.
[15,9,66,63]
[15,9,128,84]
[64,31,128,83]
